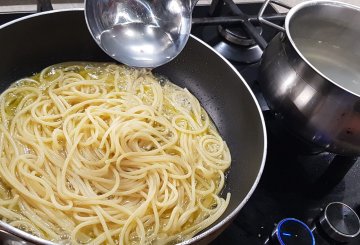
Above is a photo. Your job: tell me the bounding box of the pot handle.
[258,0,291,32]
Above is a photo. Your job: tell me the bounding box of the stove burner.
[218,25,263,46]
[191,0,282,64]
[214,24,263,63]
[212,40,262,63]
[214,23,263,63]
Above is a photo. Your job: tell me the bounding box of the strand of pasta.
[0,63,231,245]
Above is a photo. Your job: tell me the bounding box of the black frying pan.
[0,9,267,245]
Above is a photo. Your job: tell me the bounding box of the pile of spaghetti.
[0,63,231,244]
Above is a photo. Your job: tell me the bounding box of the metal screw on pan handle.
[258,0,291,32]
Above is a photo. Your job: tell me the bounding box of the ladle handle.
[258,0,291,32]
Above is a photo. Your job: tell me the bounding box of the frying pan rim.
[0,9,267,245]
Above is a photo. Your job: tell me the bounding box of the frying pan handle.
[37,0,53,12]
[258,0,291,32]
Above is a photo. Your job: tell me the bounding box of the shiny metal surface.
[318,202,360,242]
[218,25,262,46]
[258,0,287,32]
[0,219,54,244]
[260,0,360,155]
[85,0,197,68]
[0,229,35,245]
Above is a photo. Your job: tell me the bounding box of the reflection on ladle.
[85,0,198,68]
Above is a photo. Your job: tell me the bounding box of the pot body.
[259,1,360,156]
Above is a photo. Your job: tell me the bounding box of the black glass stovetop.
[1,2,360,245]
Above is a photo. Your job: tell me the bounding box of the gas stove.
[191,2,360,245]
[1,1,360,245]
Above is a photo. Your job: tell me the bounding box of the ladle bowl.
[85,0,196,68]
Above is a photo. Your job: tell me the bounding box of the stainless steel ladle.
[85,0,197,68]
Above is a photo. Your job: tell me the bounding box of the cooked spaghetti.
[0,63,231,245]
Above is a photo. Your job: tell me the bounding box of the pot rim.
[284,0,360,98]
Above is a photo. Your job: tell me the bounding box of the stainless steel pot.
[259,0,360,156]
